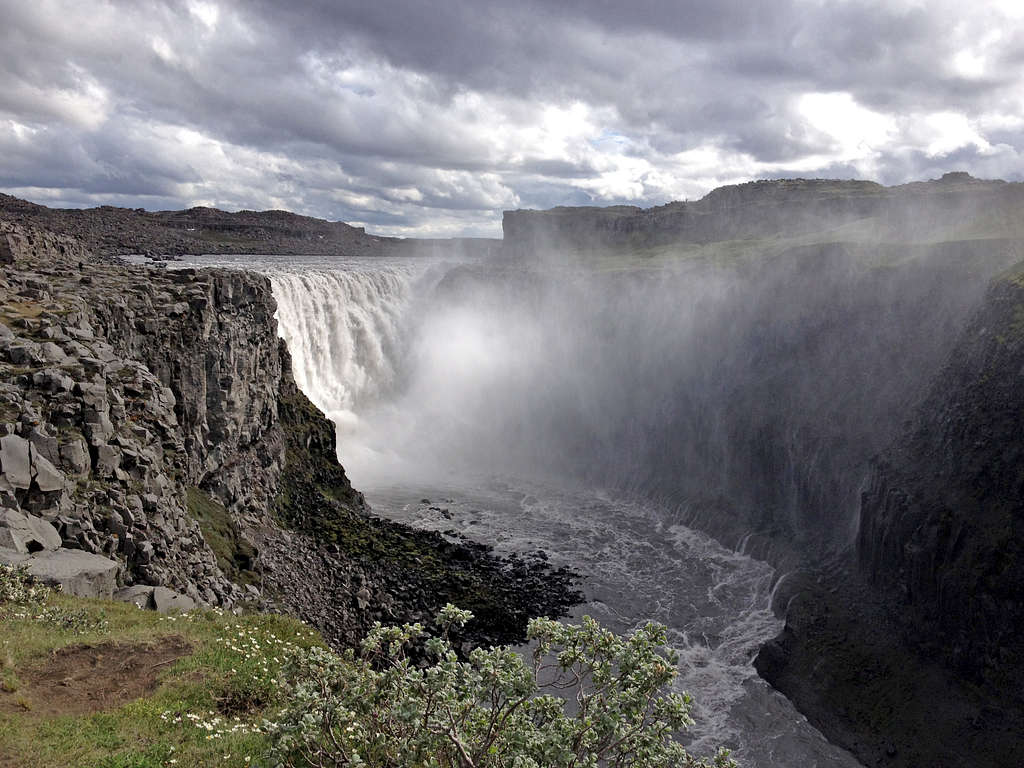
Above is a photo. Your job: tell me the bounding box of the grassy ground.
[0,583,324,768]
[185,487,258,587]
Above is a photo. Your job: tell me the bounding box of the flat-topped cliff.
[502,173,1024,256]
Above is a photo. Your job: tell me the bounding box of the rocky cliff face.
[858,263,1024,681]
[499,176,1024,766]
[0,193,382,259]
[752,262,1024,768]
[0,218,303,606]
[0,217,579,647]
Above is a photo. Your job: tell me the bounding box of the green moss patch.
[186,487,258,586]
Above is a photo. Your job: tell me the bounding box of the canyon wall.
[858,263,1024,682]
[0,218,577,648]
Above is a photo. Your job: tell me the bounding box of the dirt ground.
[0,636,192,718]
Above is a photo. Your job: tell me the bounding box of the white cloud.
[187,1,220,31]
[798,92,895,161]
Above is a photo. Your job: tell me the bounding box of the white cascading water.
[270,266,416,433]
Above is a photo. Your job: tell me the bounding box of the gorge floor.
[362,477,866,768]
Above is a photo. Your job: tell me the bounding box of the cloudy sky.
[1,0,1023,237]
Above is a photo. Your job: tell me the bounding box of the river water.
[181,252,864,768]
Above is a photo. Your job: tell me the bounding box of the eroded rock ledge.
[0,218,579,648]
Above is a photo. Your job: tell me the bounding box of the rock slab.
[0,547,120,598]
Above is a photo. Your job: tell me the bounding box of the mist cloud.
[1,0,1022,236]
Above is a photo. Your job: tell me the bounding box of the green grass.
[185,487,258,587]
[1,300,44,319]
[0,591,324,768]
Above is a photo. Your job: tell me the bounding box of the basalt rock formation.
[502,172,1024,256]
[858,262,1024,685]
[0,194,500,261]
[0,193,384,259]
[754,266,1024,768]
[0,215,579,649]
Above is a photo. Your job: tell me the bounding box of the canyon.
[2,173,1023,766]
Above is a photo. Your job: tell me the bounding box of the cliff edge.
[0,218,579,648]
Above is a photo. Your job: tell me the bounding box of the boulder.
[0,509,62,553]
[38,342,68,364]
[28,428,60,466]
[0,434,32,489]
[0,476,17,510]
[94,444,122,477]
[115,584,155,609]
[0,547,119,598]
[32,369,74,394]
[7,341,43,366]
[59,438,90,475]
[30,443,66,492]
[152,585,196,613]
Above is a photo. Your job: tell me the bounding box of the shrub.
[267,605,736,768]
[0,563,107,632]
[0,563,49,617]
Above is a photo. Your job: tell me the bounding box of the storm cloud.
[1,0,1022,236]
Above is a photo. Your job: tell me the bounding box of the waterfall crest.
[269,267,416,430]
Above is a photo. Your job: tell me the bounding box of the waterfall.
[269,267,416,431]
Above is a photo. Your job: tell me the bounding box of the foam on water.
[363,479,862,767]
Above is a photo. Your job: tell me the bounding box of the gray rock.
[83,411,114,444]
[7,341,42,366]
[137,540,154,564]
[28,427,60,467]
[65,326,94,341]
[0,509,62,553]
[76,380,108,409]
[0,548,28,566]
[29,443,66,492]
[59,438,90,475]
[0,434,32,489]
[91,342,118,363]
[152,585,196,613]
[356,585,372,610]
[94,444,122,477]
[41,326,67,341]
[63,340,92,358]
[115,584,155,609]
[0,476,17,510]
[0,547,119,598]
[38,342,68,363]
[31,369,74,393]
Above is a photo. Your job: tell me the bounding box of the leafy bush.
[267,605,736,768]
[0,563,50,617]
[0,563,107,632]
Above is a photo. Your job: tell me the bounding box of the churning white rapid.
[184,253,865,767]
